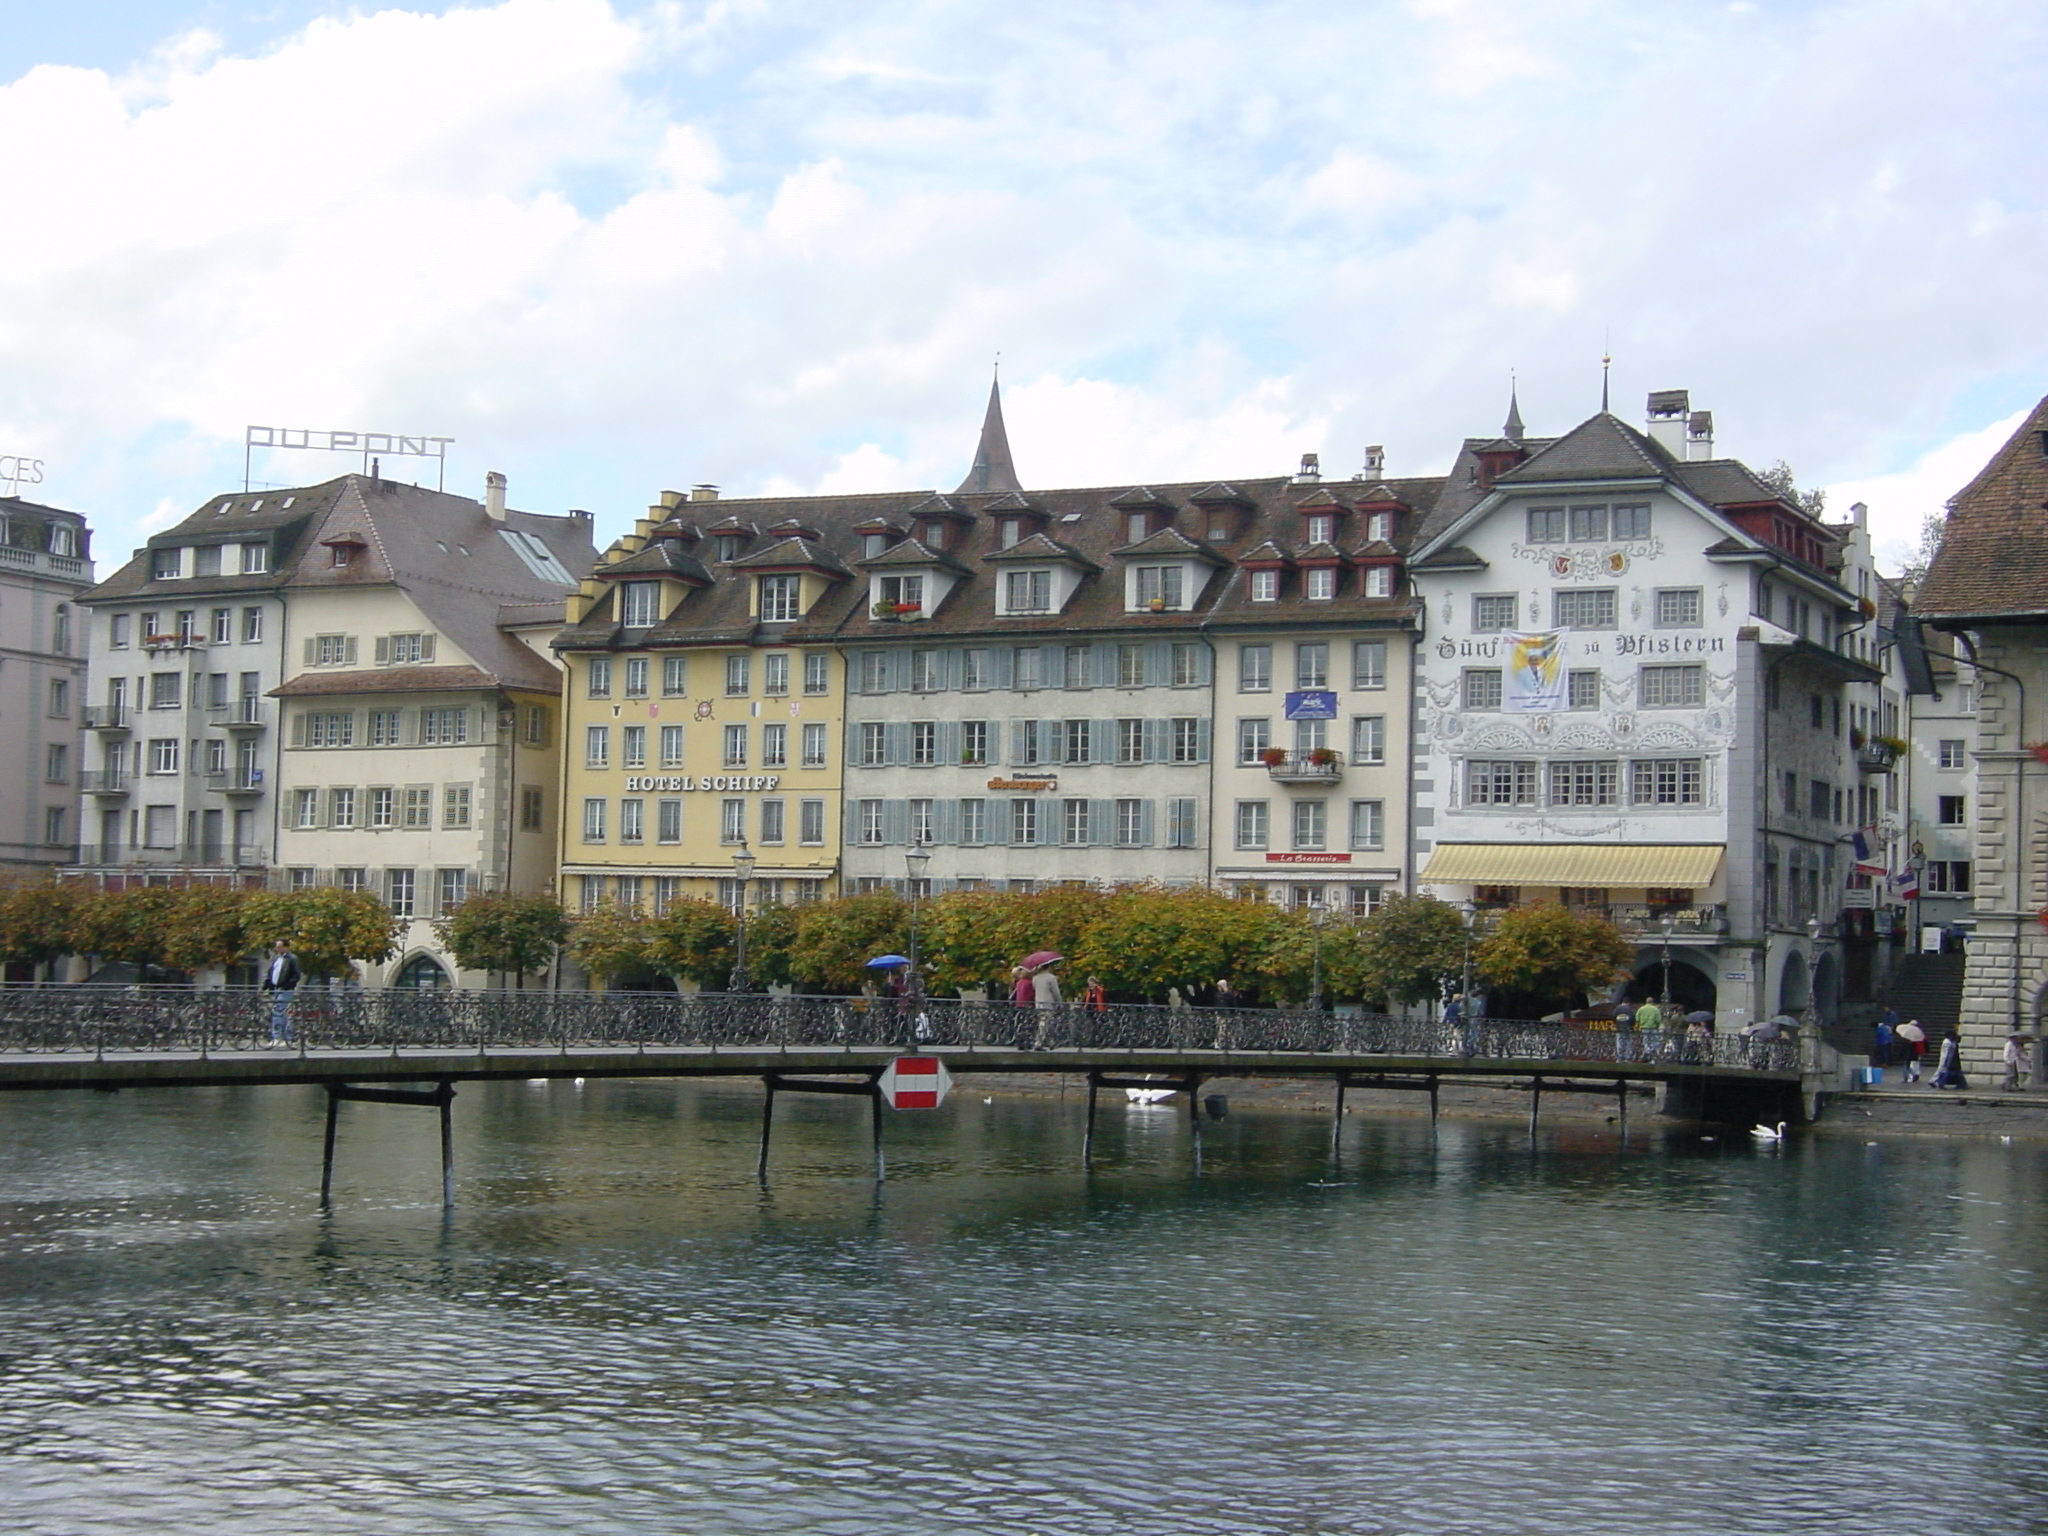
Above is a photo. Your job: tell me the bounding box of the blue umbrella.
[865,954,911,968]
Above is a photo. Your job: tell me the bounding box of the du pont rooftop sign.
[0,454,46,492]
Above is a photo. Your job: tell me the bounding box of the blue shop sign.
[1284,689,1338,721]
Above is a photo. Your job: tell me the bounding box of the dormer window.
[620,581,662,627]
[1305,568,1336,601]
[240,542,269,574]
[1305,513,1335,545]
[917,521,950,549]
[1126,512,1151,543]
[863,532,891,558]
[714,534,743,562]
[152,548,183,580]
[1135,565,1184,610]
[997,519,1023,550]
[1251,570,1279,603]
[875,574,923,611]
[758,574,801,623]
[1006,570,1052,612]
[1365,566,1396,598]
[331,544,355,568]
[1367,512,1392,542]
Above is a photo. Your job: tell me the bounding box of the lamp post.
[1308,900,1327,1012]
[1660,916,1675,1007]
[728,841,755,993]
[1460,900,1478,1054]
[904,841,931,1000]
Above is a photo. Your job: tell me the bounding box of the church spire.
[1503,374,1525,442]
[955,372,1023,495]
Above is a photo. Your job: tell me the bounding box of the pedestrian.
[1931,1030,1967,1090]
[261,938,301,1046]
[1083,975,1107,1012]
[1614,999,1637,1062]
[1897,1019,1927,1083]
[1213,978,1238,1009]
[1873,1015,1895,1072]
[2003,1033,2034,1092]
[1009,964,1033,1007]
[1028,958,1064,1050]
[1635,997,1664,1060]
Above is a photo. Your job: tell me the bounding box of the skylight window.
[500,528,575,585]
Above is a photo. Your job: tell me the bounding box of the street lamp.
[728,840,756,992]
[1460,900,1478,1054]
[1308,900,1328,1012]
[904,841,931,1000]
[1660,916,1675,1006]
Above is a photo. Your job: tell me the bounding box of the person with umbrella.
[1020,950,1064,1048]
[1896,1019,1927,1083]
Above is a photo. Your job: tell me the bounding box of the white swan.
[1751,1121,1786,1142]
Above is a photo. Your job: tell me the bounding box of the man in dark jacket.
[262,939,301,1046]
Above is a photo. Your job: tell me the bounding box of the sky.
[1,0,2044,574]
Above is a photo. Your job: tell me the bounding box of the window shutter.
[1195,719,1212,763]
[1193,645,1214,685]
[1045,647,1066,689]
[883,800,909,846]
[302,638,316,666]
[1143,640,1171,687]
[844,802,863,844]
[291,712,306,747]
[1142,719,1167,764]
[945,649,965,691]
[884,722,911,767]
[374,636,390,665]
[1088,718,1111,764]
[888,650,911,692]
[1090,799,1114,846]
[1009,720,1029,765]
[937,720,962,765]
[1092,643,1116,687]
[1032,720,1052,765]
[1138,800,1156,847]
[420,634,436,661]
[935,799,960,845]
[344,637,358,665]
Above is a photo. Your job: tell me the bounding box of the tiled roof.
[271,664,545,697]
[1496,413,1673,484]
[727,536,852,576]
[1915,393,2048,622]
[598,541,713,582]
[858,538,972,575]
[1108,526,1225,563]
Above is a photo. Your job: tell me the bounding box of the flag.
[1894,867,1920,900]
[1502,630,1568,713]
[1851,827,1872,862]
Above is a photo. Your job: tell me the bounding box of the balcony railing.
[1855,743,1898,774]
[1264,756,1343,784]
[1564,903,1729,936]
[79,769,129,794]
[81,705,129,731]
[68,844,267,869]
[204,771,265,794]
[207,699,268,729]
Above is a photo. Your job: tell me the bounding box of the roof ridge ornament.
[955,373,1024,495]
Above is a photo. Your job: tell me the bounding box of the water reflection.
[2,1080,2046,1534]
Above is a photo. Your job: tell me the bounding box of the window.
[763,723,788,769]
[1527,506,1565,543]
[1006,570,1052,612]
[959,798,986,845]
[1938,795,1967,826]
[150,673,182,709]
[718,799,743,844]
[1473,595,1517,632]
[242,607,263,642]
[1171,718,1201,764]
[210,608,232,644]
[1350,716,1385,765]
[1172,643,1201,687]
[386,868,415,919]
[1305,513,1335,545]
[859,800,885,845]
[46,679,67,717]
[582,798,607,842]
[802,722,828,767]
[800,799,825,845]
[1939,740,1966,770]
[760,799,786,844]
[420,709,468,744]
[307,711,354,747]
[1548,760,1618,807]
[1110,799,1144,847]
[385,633,431,665]
[1116,644,1145,689]
[583,657,614,700]
[723,724,748,767]
[1633,759,1705,806]
[1011,799,1038,845]
[364,709,400,746]
[661,724,686,767]
[1349,800,1384,851]
[1063,644,1091,689]
[961,720,989,766]
[1056,719,1088,765]
[1810,694,1825,729]
[1305,567,1336,601]
[906,720,934,766]
[109,613,131,649]
[1292,800,1326,850]
[763,653,791,697]
[1463,670,1504,711]
[1654,589,1702,627]
[860,722,886,767]
[1295,643,1329,689]
[663,656,689,696]
[585,726,611,768]
[403,788,433,828]
[1295,718,1328,756]
[1167,797,1198,849]
[1784,769,1800,814]
[1250,569,1279,603]
[1135,565,1184,609]
[1554,589,1617,628]
[152,548,182,579]
[330,787,357,828]
[1569,504,1608,542]
[1468,760,1538,805]
[1235,801,1269,850]
[293,788,319,828]
[658,799,683,843]
[205,738,227,773]
[876,574,923,613]
[619,798,645,844]
[1567,670,1600,710]
[1810,778,1831,819]
[1367,512,1393,542]
[370,787,395,828]
[908,798,934,846]
[1238,718,1271,764]
[997,518,1024,549]
[1014,648,1043,691]
[1118,718,1145,764]
[803,652,829,695]
[857,652,889,694]
[1351,641,1387,692]
[1639,665,1704,708]
[715,534,744,562]
[311,634,352,666]
[438,869,470,914]
[1924,861,1972,894]
[618,581,662,628]
[759,575,801,623]
[909,650,940,693]
[520,786,544,831]
[240,543,268,574]
[726,655,750,696]
[622,725,647,769]
[623,657,649,698]
[39,806,62,846]
[1612,504,1651,540]
[43,743,66,782]
[1062,800,1094,846]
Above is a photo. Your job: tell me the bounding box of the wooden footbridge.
[0,988,1822,1202]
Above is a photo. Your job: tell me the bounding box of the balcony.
[207,699,269,730]
[1263,752,1343,785]
[82,705,129,732]
[80,769,130,795]
[204,771,266,795]
[70,843,266,870]
[141,633,203,654]
[1855,743,1899,774]
[1567,903,1729,937]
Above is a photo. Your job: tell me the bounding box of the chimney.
[1644,389,1689,456]
[1685,410,1715,461]
[1363,445,1385,478]
[484,470,507,522]
[691,484,720,502]
[1850,500,1867,527]
[1294,452,1321,484]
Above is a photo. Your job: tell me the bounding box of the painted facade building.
[0,496,93,876]
[1407,391,1877,1031]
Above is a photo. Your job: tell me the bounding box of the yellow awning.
[1419,843,1724,889]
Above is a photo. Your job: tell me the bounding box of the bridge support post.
[1330,1073,1348,1162]
[318,1080,457,1207]
[1528,1076,1543,1142]
[1083,1074,1099,1165]
[320,1088,341,1206]
[757,1077,777,1180]
[757,1072,885,1180]
[1616,1077,1628,1135]
[1428,1074,1439,1132]
[871,1083,885,1183]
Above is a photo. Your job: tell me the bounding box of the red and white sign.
[878,1055,953,1110]
[1264,852,1352,864]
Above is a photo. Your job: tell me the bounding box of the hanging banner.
[1503,629,1569,713]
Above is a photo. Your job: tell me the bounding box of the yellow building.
[554,489,848,921]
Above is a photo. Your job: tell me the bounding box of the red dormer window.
[1304,512,1335,545]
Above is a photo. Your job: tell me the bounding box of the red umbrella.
[1021,950,1064,970]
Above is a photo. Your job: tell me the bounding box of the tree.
[565,902,652,986]
[1079,884,1285,1000]
[0,879,97,977]
[642,897,737,989]
[434,891,569,987]
[1473,903,1634,1014]
[156,886,255,976]
[788,893,910,994]
[1899,512,1947,587]
[244,888,401,980]
[1758,459,1827,519]
[73,885,185,971]
[1355,894,1469,1007]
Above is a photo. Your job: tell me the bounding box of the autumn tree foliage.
[1473,903,1635,1013]
[434,891,570,986]
[564,902,652,985]
[243,888,402,980]
[1353,894,1470,1007]
[642,898,737,990]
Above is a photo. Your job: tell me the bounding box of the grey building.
[0,496,93,875]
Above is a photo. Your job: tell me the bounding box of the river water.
[2,1078,2045,1535]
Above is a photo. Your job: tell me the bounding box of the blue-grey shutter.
[844,802,863,843]
[1091,718,1114,764]
[1034,796,1054,845]
[1046,646,1067,690]
[883,800,909,846]
[937,720,962,765]
[1143,640,1171,687]
[993,647,1015,687]
[1009,719,1029,765]
[884,722,911,767]
[1142,718,1167,764]
[1034,720,1053,765]
[1194,718,1212,764]
[935,799,960,845]
[886,650,909,692]
[1092,643,1116,687]
[1089,799,1114,846]
[1190,644,1214,686]
[1138,800,1156,847]
[945,649,965,691]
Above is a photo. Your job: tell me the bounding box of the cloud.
[1827,407,2034,574]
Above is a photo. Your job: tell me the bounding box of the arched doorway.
[1811,950,1840,1029]
[1778,950,1811,1015]
[393,954,450,990]
[1629,955,1718,1015]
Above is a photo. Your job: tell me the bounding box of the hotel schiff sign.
[623,775,782,792]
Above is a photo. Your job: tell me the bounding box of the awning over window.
[1419,844,1724,889]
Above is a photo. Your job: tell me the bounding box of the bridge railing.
[0,986,1800,1073]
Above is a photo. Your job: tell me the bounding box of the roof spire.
[955,370,1023,495]
[1600,339,1612,414]
[1504,372,1525,441]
